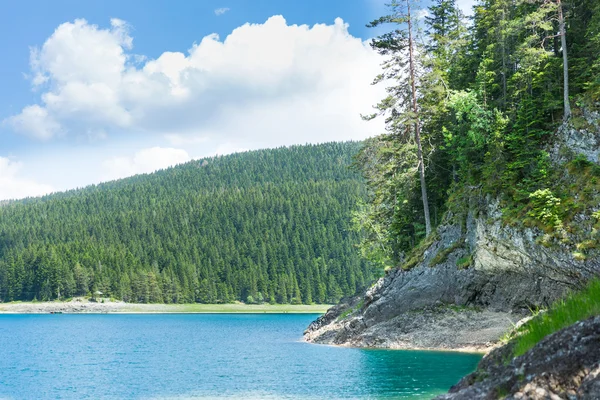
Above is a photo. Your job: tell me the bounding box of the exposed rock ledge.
[304,303,520,352]
[304,197,599,351]
[435,316,600,399]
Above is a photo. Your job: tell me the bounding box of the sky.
[0,0,476,200]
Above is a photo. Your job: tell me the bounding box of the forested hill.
[0,142,373,304]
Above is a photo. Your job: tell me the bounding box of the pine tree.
[365,0,432,236]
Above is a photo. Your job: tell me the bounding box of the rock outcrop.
[304,197,600,350]
[435,316,600,399]
[553,109,600,164]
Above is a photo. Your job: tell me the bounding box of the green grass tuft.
[456,255,472,269]
[401,233,440,270]
[428,240,465,267]
[512,278,600,357]
[337,300,365,321]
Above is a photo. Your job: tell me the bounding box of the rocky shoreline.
[435,316,600,399]
[304,296,526,353]
[304,196,599,352]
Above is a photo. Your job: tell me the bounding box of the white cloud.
[416,9,430,20]
[0,157,55,200]
[5,16,384,147]
[214,7,230,16]
[101,147,191,181]
[456,0,476,16]
[4,104,62,140]
[164,133,210,146]
[214,143,248,156]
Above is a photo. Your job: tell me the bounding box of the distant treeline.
[0,142,373,304]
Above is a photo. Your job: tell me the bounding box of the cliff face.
[304,197,599,350]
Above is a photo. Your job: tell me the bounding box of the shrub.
[527,189,563,231]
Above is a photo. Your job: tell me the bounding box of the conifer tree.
[365,0,432,236]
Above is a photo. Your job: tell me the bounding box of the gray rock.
[552,109,600,164]
[305,197,599,350]
[434,316,600,399]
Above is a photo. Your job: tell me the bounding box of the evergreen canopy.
[0,142,372,304]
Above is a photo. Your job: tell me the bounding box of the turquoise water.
[0,314,481,399]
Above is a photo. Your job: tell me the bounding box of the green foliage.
[428,240,464,267]
[355,0,600,269]
[527,189,563,231]
[337,299,365,321]
[0,142,374,304]
[444,90,509,185]
[456,255,472,270]
[352,135,421,264]
[511,279,600,357]
[337,307,353,320]
[401,233,440,270]
[569,154,600,175]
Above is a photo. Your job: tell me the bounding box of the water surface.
[0,314,481,399]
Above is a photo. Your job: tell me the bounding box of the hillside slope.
[0,142,372,304]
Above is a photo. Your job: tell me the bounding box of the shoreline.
[302,303,523,356]
[2,299,490,353]
[301,337,491,355]
[0,299,332,314]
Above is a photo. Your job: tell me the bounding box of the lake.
[0,314,481,399]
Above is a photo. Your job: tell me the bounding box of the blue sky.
[0,0,475,200]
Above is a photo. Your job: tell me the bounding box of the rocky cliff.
[305,198,598,350]
[305,111,600,350]
[305,115,600,351]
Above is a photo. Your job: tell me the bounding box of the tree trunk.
[501,8,507,108]
[558,0,571,120]
[406,0,432,236]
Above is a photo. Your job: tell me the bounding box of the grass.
[337,308,352,320]
[510,278,600,357]
[456,254,472,269]
[428,239,465,267]
[337,299,365,321]
[402,232,440,270]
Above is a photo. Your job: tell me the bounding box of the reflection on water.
[0,314,481,399]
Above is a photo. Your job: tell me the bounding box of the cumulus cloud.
[5,16,384,148]
[101,147,191,181]
[0,157,54,200]
[214,7,230,16]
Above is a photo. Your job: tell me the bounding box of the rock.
[552,109,600,164]
[306,304,520,351]
[434,316,600,399]
[304,197,600,350]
